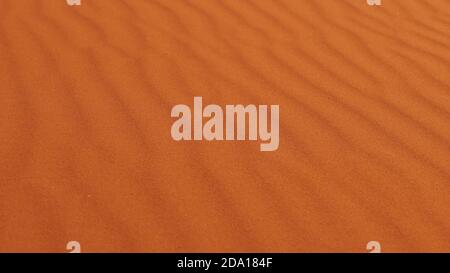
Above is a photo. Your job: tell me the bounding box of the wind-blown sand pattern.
[0,0,449,252]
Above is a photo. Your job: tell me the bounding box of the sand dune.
[0,0,449,252]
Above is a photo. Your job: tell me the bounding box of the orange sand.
[0,0,449,252]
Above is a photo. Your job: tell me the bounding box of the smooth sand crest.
[0,0,449,252]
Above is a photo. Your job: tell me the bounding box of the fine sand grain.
[0,0,449,252]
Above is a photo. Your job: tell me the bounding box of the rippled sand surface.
[0,0,449,252]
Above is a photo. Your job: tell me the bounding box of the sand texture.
[0,0,449,252]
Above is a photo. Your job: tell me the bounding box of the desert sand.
[0,0,449,252]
